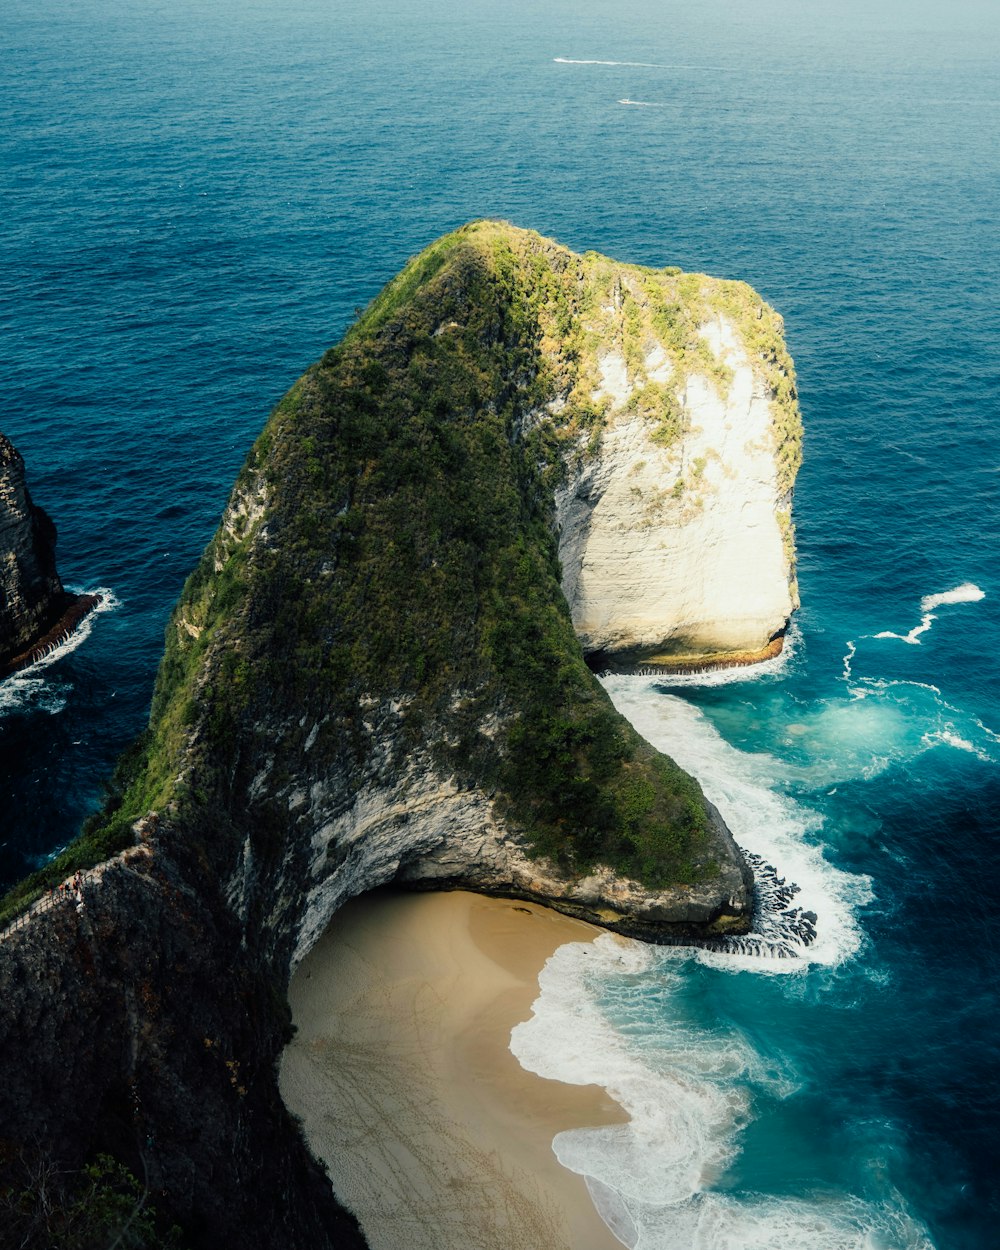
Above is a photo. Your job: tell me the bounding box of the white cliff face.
[555,313,796,662]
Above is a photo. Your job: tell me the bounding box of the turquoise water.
[2,0,998,1245]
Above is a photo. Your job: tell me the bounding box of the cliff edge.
[0,223,801,1247]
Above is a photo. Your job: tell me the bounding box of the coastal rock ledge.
[0,223,800,1248]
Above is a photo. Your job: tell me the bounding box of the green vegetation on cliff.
[2,222,802,922]
[163,222,720,887]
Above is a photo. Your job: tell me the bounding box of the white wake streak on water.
[873,581,984,645]
[555,57,671,68]
[553,56,732,71]
[618,99,683,109]
[555,56,665,67]
[0,588,119,717]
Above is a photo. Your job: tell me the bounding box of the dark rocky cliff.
[0,431,98,675]
[0,843,364,1250]
[0,223,801,1247]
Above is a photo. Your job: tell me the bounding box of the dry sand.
[279,888,628,1250]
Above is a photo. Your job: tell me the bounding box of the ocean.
[2,0,998,1245]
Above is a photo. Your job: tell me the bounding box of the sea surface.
[2,0,998,1246]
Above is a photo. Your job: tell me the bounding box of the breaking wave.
[636,621,799,688]
[512,675,939,1248]
[0,589,119,717]
[512,934,933,1250]
[601,674,870,969]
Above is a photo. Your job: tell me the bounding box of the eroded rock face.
[557,314,798,666]
[0,432,66,670]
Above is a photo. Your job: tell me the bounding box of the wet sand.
[279,889,627,1250]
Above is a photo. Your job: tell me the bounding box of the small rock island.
[0,431,99,675]
[0,223,801,1248]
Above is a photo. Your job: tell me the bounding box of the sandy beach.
[279,888,627,1250]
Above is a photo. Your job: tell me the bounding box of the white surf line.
[644,620,799,689]
[0,589,120,717]
[873,582,984,646]
[5,588,120,678]
[511,929,936,1249]
[601,674,870,971]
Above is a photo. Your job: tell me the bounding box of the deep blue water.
[2,1,998,1245]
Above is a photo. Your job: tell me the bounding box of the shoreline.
[279,889,627,1250]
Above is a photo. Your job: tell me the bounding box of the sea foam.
[511,933,934,1250]
[600,675,871,970]
[640,620,798,688]
[873,581,984,645]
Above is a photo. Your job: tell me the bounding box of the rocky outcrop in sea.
[0,431,98,675]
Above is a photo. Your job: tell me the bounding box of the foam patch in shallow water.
[511,938,772,1207]
[0,673,68,717]
[511,677,944,1247]
[623,1188,935,1250]
[842,676,1000,771]
[512,937,934,1250]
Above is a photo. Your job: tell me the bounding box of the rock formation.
[0,431,98,675]
[0,223,801,1247]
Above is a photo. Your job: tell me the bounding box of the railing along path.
[0,866,103,944]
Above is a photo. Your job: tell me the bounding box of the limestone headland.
[0,222,802,1248]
